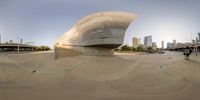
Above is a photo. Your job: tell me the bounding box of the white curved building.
[55,11,137,57]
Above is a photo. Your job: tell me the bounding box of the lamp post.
[17,37,19,54]
[140,38,142,52]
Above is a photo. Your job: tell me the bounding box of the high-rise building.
[20,38,23,44]
[196,33,200,43]
[161,41,164,49]
[167,42,174,49]
[173,40,176,47]
[152,42,157,50]
[192,40,196,44]
[144,36,152,47]
[9,40,13,44]
[132,37,141,48]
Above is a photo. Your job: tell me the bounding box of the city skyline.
[0,0,200,48]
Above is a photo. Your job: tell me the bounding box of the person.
[183,46,193,60]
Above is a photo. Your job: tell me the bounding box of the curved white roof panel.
[56,11,138,48]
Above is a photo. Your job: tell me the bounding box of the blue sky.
[0,0,200,48]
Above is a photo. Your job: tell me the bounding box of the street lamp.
[17,37,20,54]
[139,38,142,52]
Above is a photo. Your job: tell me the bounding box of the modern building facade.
[55,11,138,57]
[144,36,152,47]
[173,40,176,47]
[192,40,196,44]
[132,37,141,48]
[197,33,200,43]
[161,41,164,49]
[152,42,157,50]
[167,42,174,49]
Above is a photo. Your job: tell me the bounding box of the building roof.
[56,11,138,47]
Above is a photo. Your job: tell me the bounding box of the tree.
[119,44,145,52]
[120,44,133,51]
[120,45,130,51]
[36,46,51,51]
[147,47,153,53]
[136,45,144,52]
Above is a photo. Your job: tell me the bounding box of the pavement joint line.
[5,54,87,74]
[0,81,14,84]
[100,58,142,94]
[100,57,196,96]
[38,59,87,74]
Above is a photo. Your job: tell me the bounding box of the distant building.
[167,42,174,49]
[173,40,176,47]
[192,40,196,44]
[20,38,23,44]
[144,36,152,47]
[152,42,157,50]
[132,37,141,48]
[161,41,164,49]
[176,42,185,48]
[9,40,13,44]
[197,33,200,43]
[177,42,192,48]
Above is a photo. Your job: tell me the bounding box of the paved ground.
[0,51,200,100]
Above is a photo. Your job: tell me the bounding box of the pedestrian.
[183,46,193,60]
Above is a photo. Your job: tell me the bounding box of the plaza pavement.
[0,51,200,100]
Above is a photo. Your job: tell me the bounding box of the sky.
[0,0,200,48]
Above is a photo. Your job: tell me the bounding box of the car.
[158,51,165,54]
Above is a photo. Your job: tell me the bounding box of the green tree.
[36,46,51,51]
[120,45,133,51]
[147,47,153,53]
[136,45,144,52]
